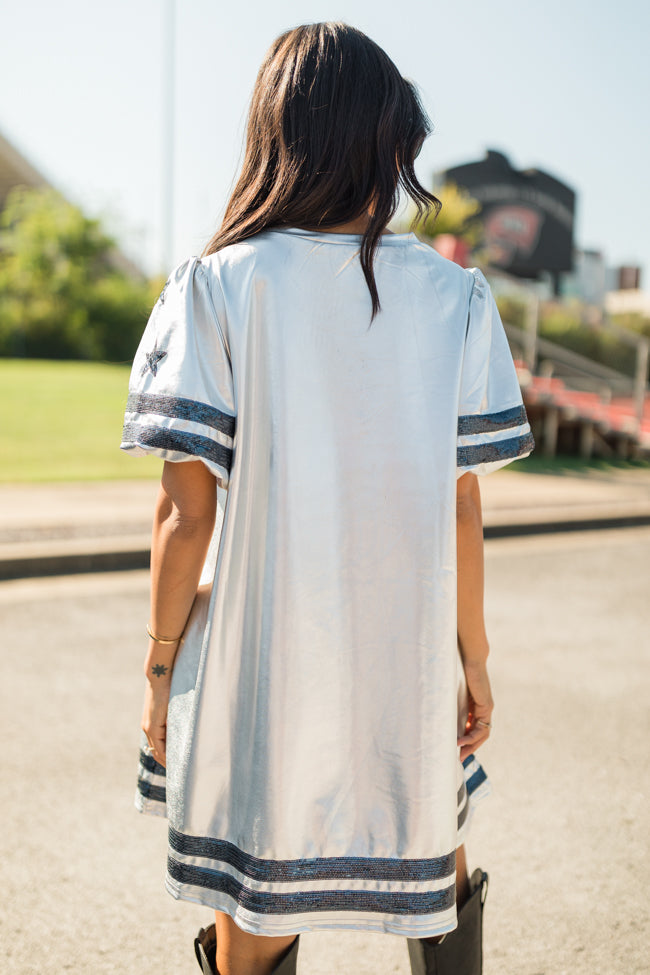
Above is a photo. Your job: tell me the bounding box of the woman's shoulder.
[199,230,288,281]
[405,236,475,296]
[200,237,261,271]
[197,229,474,303]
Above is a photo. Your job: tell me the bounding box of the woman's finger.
[458,736,488,762]
[457,715,492,761]
[152,744,166,768]
[457,726,489,750]
[144,722,167,767]
[141,680,169,768]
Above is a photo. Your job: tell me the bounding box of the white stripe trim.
[457,420,532,448]
[123,410,234,449]
[165,875,459,937]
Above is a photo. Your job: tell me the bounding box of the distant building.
[602,264,647,317]
[559,249,607,306]
[605,289,650,318]
[0,130,48,208]
[436,148,576,294]
[616,266,642,290]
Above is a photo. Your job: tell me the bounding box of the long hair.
[202,22,441,318]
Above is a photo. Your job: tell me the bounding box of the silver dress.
[121,228,534,937]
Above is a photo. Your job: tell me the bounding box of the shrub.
[0,186,159,361]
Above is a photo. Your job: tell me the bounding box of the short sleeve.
[456,268,535,477]
[120,256,236,489]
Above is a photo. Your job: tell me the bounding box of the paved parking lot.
[1,525,648,974]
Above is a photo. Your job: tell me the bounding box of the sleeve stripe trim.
[121,422,233,472]
[457,430,535,468]
[139,749,167,776]
[457,421,530,448]
[126,392,235,438]
[457,404,528,435]
[137,777,166,804]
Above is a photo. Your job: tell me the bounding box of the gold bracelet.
[146,622,183,644]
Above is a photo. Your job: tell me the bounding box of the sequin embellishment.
[141,339,168,377]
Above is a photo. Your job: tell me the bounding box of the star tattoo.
[141,339,168,377]
[151,663,169,677]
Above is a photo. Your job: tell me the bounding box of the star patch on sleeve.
[141,339,168,377]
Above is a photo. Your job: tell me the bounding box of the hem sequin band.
[134,749,488,919]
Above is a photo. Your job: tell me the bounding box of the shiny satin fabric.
[122,228,533,936]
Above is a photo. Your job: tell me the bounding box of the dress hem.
[165,874,460,938]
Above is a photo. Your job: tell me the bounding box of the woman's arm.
[142,460,217,766]
[456,471,494,761]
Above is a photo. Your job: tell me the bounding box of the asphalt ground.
[1,525,649,974]
[2,468,650,579]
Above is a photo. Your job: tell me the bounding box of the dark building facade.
[438,149,576,292]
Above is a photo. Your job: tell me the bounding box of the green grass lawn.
[2,359,649,484]
[0,359,162,482]
[509,452,650,476]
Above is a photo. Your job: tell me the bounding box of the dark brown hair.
[202,22,441,318]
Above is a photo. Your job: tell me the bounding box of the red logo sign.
[484,206,543,265]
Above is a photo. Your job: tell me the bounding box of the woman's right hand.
[457,659,494,762]
[141,678,171,769]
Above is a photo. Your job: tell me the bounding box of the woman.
[121,22,534,975]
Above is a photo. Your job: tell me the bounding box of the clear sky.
[2,0,649,281]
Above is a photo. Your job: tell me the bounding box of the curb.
[0,547,151,581]
[1,513,650,582]
[483,512,650,539]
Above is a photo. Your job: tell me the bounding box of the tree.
[397,181,485,259]
[0,186,158,361]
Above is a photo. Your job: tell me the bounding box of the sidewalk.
[1,467,650,580]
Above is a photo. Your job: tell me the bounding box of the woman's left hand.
[141,680,171,768]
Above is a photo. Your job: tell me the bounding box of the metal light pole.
[161,0,176,274]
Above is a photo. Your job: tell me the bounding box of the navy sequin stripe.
[457,430,535,467]
[122,422,233,472]
[137,749,166,805]
[457,404,528,436]
[464,764,488,797]
[126,392,235,438]
[139,749,166,776]
[167,858,456,916]
[457,798,469,831]
[168,826,455,882]
[138,778,166,803]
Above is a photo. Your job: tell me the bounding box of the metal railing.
[503,322,637,398]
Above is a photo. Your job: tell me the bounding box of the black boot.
[406,868,488,975]
[194,923,300,975]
